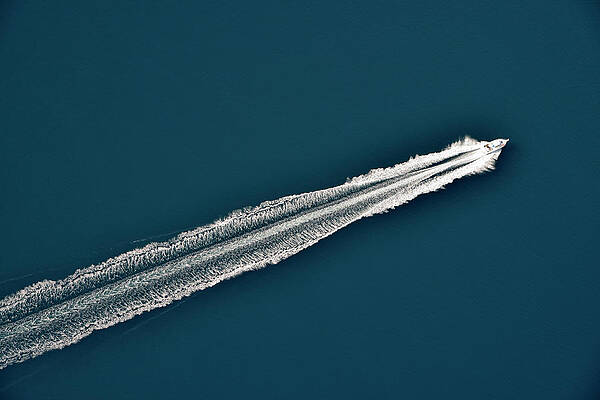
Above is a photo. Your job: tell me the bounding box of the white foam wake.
[0,137,504,369]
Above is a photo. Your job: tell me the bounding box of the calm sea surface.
[1,1,600,398]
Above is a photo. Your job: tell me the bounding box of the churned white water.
[0,137,505,369]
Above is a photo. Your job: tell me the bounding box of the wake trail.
[0,137,505,369]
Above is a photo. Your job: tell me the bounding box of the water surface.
[1,1,599,399]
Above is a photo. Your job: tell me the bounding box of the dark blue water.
[1,1,599,398]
